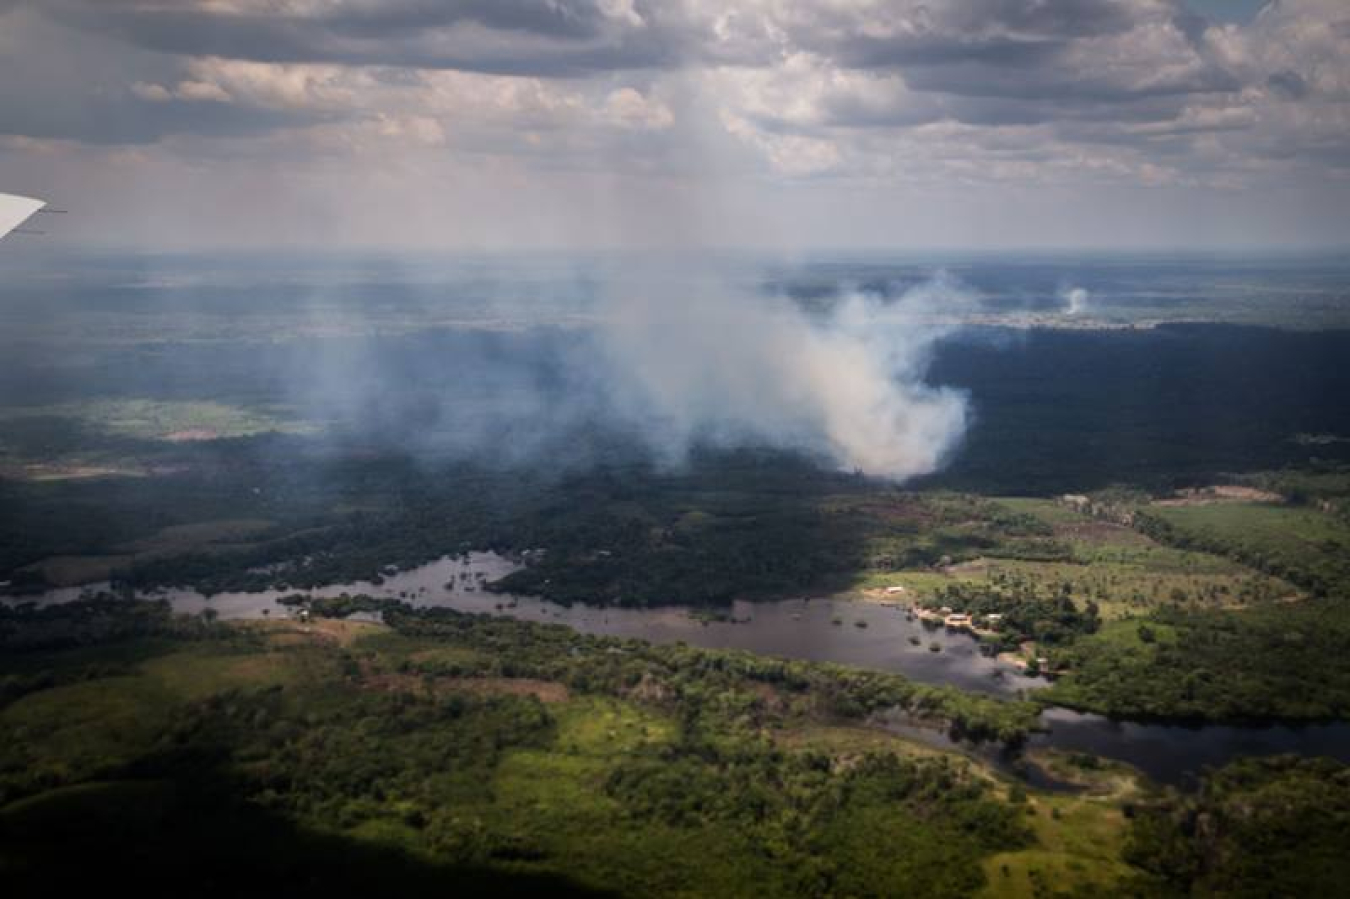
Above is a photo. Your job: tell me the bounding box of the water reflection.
[11,552,1350,785]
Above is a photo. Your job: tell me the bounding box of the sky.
[0,0,1347,252]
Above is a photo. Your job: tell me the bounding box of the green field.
[1140,500,1350,596]
[0,399,315,446]
[856,497,1292,619]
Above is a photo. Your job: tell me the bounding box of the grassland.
[0,399,314,445]
[1139,499,1350,597]
[949,498,1287,616]
[978,788,1136,899]
[854,496,1292,619]
[1014,492,1350,721]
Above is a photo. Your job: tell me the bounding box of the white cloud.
[603,87,673,129]
[3,0,1349,247]
[175,79,233,103]
[131,81,173,103]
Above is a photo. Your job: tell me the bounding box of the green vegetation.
[1018,493,1350,722]
[1137,500,1350,597]
[983,498,1293,618]
[1121,756,1350,897]
[978,788,1137,899]
[0,398,314,444]
[1,600,1042,897]
[0,451,1080,604]
[1042,598,1350,721]
[11,447,1350,728]
[922,580,1102,651]
[1237,464,1350,518]
[14,597,1340,896]
[383,604,1040,744]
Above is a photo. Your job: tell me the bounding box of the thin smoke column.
[1061,286,1089,315]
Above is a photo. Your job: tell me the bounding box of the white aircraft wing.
[0,192,46,240]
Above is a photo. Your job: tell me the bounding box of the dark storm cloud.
[1267,70,1310,100]
[808,85,1196,134]
[802,0,1141,71]
[897,59,1239,104]
[788,0,1237,106]
[758,0,1245,155]
[792,0,1127,67]
[2,0,1344,203]
[43,0,689,77]
[322,0,608,40]
[0,6,328,144]
[938,0,1138,37]
[834,34,1068,71]
[0,92,327,145]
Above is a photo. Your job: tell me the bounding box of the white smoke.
[1061,286,1089,316]
[597,274,970,481]
[272,259,974,483]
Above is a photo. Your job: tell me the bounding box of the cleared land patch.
[856,497,1292,620]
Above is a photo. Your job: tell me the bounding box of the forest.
[4,319,1350,895]
[4,596,1349,897]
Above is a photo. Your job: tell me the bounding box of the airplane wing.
[0,192,46,240]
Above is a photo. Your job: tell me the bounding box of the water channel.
[11,551,1350,787]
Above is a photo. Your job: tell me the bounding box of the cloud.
[43,0,689,77]
[604,87,674,130]
[2,0,1349,247]
[0,7,331,144]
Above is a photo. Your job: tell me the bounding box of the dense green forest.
[3,321,1350,896]
[5,598,1348,897]
[1,599,1035,896]
[8,447,1350,727]
[1120,756,1350,897]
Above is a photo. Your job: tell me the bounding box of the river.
[9,551,1350,787]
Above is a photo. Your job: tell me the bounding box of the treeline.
[0,596,224,653]
[1133,509,1347,598]
[380,605,1040,746]
[1121,756,1350,897]
[1044,598,1350,721]
[0,596,250,714]
[7,438,1086,610]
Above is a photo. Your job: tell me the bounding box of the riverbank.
[11,559,1350,788]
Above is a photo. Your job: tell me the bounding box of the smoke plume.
[1061,285,1089,315]
[269,260,973,482]
[596,272,970,480]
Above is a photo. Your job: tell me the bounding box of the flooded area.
[5,552,1037,697]
[10,551,1350,786]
